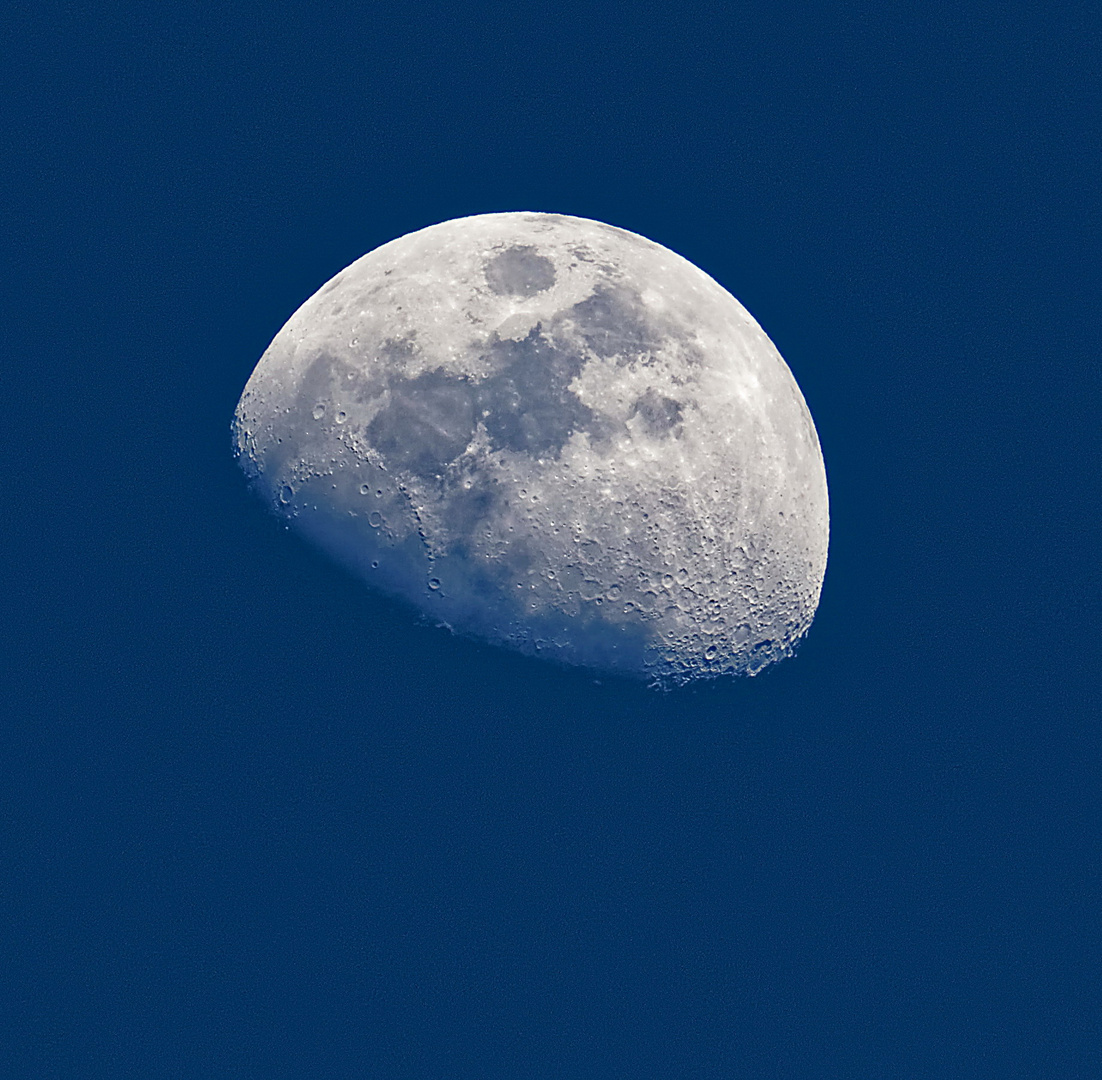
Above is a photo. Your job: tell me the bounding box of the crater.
[630,388,683,438]
[484,245,556,297]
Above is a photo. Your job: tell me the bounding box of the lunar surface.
[233,213,828,685]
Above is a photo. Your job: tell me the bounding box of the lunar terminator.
[233,213,828,685]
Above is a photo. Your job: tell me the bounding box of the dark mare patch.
[476,327,594,456]
[484,245,556,297]
[569,284,662,362]
[442,479,500,545]
[366,369,477,480]
[368,320,618,482]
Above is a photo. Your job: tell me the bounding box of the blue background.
[4,3,1099,1077]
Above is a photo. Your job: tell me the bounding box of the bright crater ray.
[233,213,829,685]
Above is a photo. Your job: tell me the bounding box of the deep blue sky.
[4,3,1099,1077]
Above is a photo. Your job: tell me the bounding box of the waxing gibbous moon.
[233,213,828,685]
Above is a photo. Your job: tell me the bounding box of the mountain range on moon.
[234,213,829,685]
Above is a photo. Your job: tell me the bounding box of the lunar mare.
[233,213,828,685]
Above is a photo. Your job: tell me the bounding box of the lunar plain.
[233,213,829,685]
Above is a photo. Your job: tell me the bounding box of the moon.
[233,213,828,686]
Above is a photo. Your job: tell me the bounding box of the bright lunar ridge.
[234,213,828,686]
